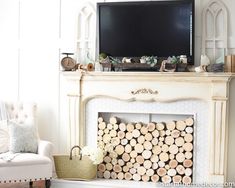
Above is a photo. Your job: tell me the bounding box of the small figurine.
[195,65,207,73]
[195,55,210,73]
[122,57,134,63]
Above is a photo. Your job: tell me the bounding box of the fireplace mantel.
[60,71,234,185]
[63,71,234,81]
[62,71,234,103]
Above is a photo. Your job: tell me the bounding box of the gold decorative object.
[159,60,176,72]
[78,63,94,72]
[131,88,158,95]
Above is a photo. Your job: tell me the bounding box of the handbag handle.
[69,145,82,160]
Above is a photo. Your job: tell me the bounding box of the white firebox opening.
[85,98,209,184]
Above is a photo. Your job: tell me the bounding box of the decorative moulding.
[131,88,159,95]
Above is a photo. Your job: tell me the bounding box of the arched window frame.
[201,0,228,63]
[77,2,96,64]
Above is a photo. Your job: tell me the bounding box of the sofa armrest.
[38,140,53,158]
[38,140,57,178]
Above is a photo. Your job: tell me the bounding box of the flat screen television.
[97,0,195,65]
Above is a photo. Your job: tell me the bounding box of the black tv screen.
[98,0,195,64]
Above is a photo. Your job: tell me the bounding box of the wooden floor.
[0,181,44,188]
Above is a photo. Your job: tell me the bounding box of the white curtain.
[0,102,8,121]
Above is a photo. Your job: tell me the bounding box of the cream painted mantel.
[61,71,234,185]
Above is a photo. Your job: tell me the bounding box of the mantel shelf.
[61,71,235,82]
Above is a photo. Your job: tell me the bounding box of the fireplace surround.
[86,99,207,184]
[60,71,234,186]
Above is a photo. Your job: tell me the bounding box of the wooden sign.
[224,55,235,72]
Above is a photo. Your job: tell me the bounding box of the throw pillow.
[0,120,9,153]
[9,121,39,153]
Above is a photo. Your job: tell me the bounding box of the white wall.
[0,0,61,152]
[0,0,234,182]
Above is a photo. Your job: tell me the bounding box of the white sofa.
[0,102,53,188]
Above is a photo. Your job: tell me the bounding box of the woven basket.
[53,146,97,180]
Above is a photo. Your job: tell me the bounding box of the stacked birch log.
[97,116,194,184]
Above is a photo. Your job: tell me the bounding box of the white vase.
[200,55,210,66]
[140,59,146,64]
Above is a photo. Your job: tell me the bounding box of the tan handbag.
[53,145,97,180]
